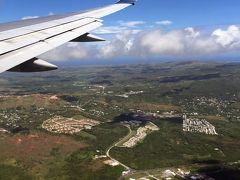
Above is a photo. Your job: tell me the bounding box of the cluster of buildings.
[42,116,99,135]
[180,96,240,120]
[103,159,120,167]
[123,122,159,148]
[0,111,21,127]
[116,91,144,98]
[128,168,191,180]
[183,115,218,135]
[161,168,215,180]
[89,109,105,117]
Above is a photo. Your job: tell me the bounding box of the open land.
[0,61,240,179]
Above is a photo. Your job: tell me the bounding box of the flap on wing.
[71,33,105,42]
[116,0,137,5]
[8,58,57,72]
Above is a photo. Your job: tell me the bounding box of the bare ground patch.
[0,131,87,167]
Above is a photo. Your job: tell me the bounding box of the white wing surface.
[0,0,137,73]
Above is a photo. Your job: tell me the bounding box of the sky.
[0,0,240,64]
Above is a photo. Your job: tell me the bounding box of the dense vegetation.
[111,119,240,170]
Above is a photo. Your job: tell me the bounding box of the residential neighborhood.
[42,116,100,135]
[123,122,159,148]
[183,115,218,135]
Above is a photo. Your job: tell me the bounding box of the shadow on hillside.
[188,159,240,180]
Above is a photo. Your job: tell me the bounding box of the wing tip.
[116,0,137,5]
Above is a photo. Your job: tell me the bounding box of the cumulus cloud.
[98,31,135,58]
[156,20,173,25]
[41,43,93,61]
[139,30,184,55]
[96,27,221,58]
[42,25,240,62]
[212,25,240,47]
[185,27,200,38]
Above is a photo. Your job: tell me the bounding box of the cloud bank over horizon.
[41,21,240,62]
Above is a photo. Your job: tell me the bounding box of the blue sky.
[1,0,239,28]
[0,0,240,63]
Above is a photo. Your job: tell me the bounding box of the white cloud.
[93,26,129,34]
[156,20,173,25]
[21,16,39,20]
[118,20,145,27]
[42,25,240,61]
[185,27,200,38]
[139,30,184,55]
[98,31,135,58]
[212,25,240,47]
[98,25,240,58]
[41,43,92,61]
[94,20,145,34]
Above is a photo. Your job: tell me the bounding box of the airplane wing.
[0,0,137,73]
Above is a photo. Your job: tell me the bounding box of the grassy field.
[0,124,127,179]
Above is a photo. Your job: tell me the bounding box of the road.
[105,124,160,179]
[106,125,132,171]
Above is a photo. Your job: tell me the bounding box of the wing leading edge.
[0,0,137,73]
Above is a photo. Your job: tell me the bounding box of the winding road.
[106,125,132,171]
[105,124,162,180]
